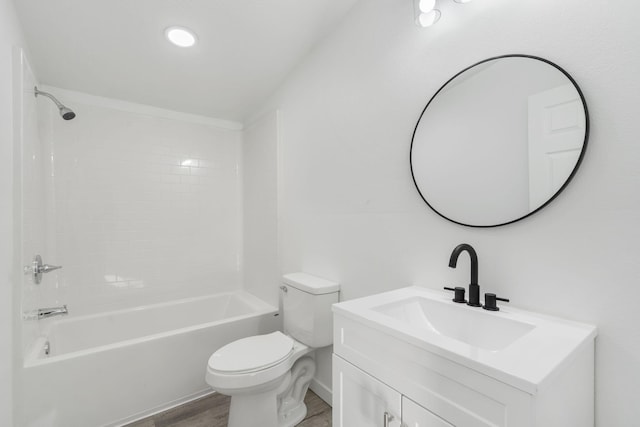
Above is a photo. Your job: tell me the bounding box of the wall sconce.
[414,0,473,28]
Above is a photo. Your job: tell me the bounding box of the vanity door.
[403,396,454,427]
[332,354,402,427]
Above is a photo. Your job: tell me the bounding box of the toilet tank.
[282,273,340,348]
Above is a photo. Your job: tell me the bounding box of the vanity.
[332,286,596,427]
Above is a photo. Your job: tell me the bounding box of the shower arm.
[34,87,65,109]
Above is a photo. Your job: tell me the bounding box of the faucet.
[449,244,481,307]
[37,305,68,319]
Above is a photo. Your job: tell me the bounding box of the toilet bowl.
[206,332,314,427]
[205,273,340,427]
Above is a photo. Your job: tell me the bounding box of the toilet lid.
[208,331,294,374]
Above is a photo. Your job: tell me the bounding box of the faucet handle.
[39,264,62,274]
[483,293,510,311]
[444,286,467,304]
[25,255,62,285]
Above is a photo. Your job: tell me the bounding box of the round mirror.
[410,55,589,227]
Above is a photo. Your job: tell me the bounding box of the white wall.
[243,111,281,307]
[250,0,640,424]
[38,89,244,314]
[0,0,27,424]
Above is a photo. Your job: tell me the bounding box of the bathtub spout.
[37,305,68,319]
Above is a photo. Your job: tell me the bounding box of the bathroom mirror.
[410,54,589,227]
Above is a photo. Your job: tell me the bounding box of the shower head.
[34,87,76,120]
[59,106,76,121]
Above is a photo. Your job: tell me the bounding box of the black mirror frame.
[409,54,590,228]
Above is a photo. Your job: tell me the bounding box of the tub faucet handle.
[24,254,62,284]
[39,263,62,274]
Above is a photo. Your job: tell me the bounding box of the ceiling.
[14,0,359,122]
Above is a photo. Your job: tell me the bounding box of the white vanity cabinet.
[402,396,454,427]
[333,355,402,427]
[333,353,452,427]
[332,287,597,427]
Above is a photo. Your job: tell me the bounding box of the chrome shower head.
[34,87,76,120]
[59,106,76,121]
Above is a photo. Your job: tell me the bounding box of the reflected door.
[528,84,586,210]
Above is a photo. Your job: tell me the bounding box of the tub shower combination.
[21,291,279,427]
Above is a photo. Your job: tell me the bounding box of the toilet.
[205,273,340,427]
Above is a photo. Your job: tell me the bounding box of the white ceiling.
[14,0,359,121]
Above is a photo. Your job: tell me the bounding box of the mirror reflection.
[410,55,589,227]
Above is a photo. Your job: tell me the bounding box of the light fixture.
[418,0,437,12]
[165,26,197,47]
[415,0,441,27]
[418,10,441,27]
[414,0,473,28]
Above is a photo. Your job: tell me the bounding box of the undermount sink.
[373,296,535,351]
[333,286,597,392]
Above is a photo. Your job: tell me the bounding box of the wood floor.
[126,390,331,427]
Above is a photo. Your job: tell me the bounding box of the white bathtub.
[20,291,280,427]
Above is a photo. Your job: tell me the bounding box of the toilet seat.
[208,331,294,374]
[206,331,311,393]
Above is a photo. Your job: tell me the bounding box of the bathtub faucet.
[36,305,68,320]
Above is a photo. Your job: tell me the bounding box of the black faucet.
[449,243,481,307]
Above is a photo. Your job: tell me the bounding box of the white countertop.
[333,286,597,394]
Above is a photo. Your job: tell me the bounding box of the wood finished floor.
[125,390,331,427]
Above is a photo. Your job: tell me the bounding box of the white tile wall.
[39,91,243,314]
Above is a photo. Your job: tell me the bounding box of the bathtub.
[20,291,280,427]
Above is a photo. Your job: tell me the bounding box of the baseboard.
[109,389,214,427]
[309,378,332,407]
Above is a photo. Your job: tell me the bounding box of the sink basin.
[333,286,597,393]
[373,296,535,351]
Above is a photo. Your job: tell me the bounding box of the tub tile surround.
[38,91,244,314]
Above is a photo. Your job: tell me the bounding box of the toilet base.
[278,404,307,427]
[224,356,316,427]
[277,356,315,427]
[228,381,284,427]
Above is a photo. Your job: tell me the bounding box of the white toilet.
[205,273,340,427]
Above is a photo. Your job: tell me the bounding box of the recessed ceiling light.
[165,26,197,48]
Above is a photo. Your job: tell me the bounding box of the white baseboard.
[309,378,332,407]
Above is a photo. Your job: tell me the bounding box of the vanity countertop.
[333,286,597,394]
